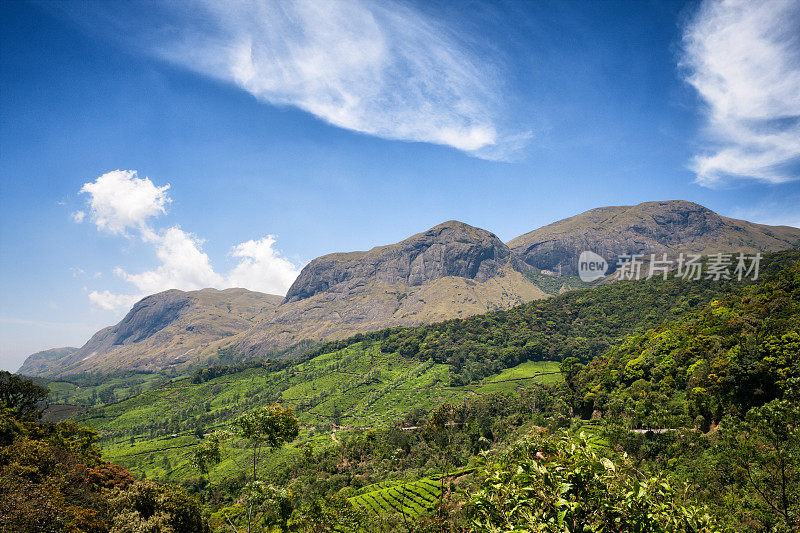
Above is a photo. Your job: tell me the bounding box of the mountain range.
[509,200,800,275]
[18,200,800,377]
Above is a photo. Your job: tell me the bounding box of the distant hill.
[18,288,283,377]
[22,221,547,377]
[508,200,800,276]
[233,220,547,357]
[21,202,800,378]
[16,347,78,376]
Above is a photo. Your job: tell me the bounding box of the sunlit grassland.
[77,341,561,483]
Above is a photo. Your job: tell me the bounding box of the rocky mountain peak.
[508,200,800,275]
[283,220,518,303]
[110,290,194,346]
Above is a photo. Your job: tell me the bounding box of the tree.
[108,479,209,533]
[717,397,800,530]
[423,402,457,521]
[0,371,48,418]
[193,403,299,532]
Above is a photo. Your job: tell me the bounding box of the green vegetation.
[467,429,720,532]
[194,404,300,532]
[10,250,799,531]
[76,347,560,482]
[570,257,800,425]
[0,374,208,532]
[1,370,49,416]
[565,256,800,530]
[309,252,797,387]
[349,477,441,518]
[522,268,596,294]
[43,371,167,407]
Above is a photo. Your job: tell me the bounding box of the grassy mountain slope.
[24,205,797,378]
[15,252,798,532]
[70,251,800,483]
[234,267,547,358]
[301,251,800,387]
[74,345,560,481]
[233,221,548,357]
[22,221,549,377]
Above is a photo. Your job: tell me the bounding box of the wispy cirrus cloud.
[681,0,800,187]
[160,0,523,159]
[76,170,302,312]
[53,0,525,160]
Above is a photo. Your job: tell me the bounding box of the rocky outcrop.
[91,290,194,350]
[20,221,546,377]
[285,221,523,303]
[27,203,795,377]
[236,221,544,357]
[508,201,800,276]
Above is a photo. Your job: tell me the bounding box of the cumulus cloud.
[77,170,302,312]
[226,236,301,294]
[71,210,85,223]
[682,0,800,186]
[115,227,224,295]
[80,170,171,234]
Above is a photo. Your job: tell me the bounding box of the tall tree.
[0,371,48,418]
[193,403,299,532]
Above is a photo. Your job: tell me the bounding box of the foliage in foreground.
[564,258,800,531]
[0,375,208,533]
[467,429,721,532]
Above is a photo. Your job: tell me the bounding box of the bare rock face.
[284,221,522,303]
[31,202,795,377]
[20,221,546,377]
[231,221,544,358]
[108,291,194,346]
[508,200,800,276]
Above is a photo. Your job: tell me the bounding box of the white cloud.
[115,227,224,295]
[682,0,800,186]
[80,170,171,234]
[88,290,141,312]
[71,210,85,223]
[77,170,302,312]
[103,0,521,160]
[226,236,301,294]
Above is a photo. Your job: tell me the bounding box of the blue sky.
[1,0,799,371]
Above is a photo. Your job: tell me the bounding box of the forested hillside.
[0,372,209,532]
[308,250,799,385]
[6,251,798,531]
[569,255,800,425]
